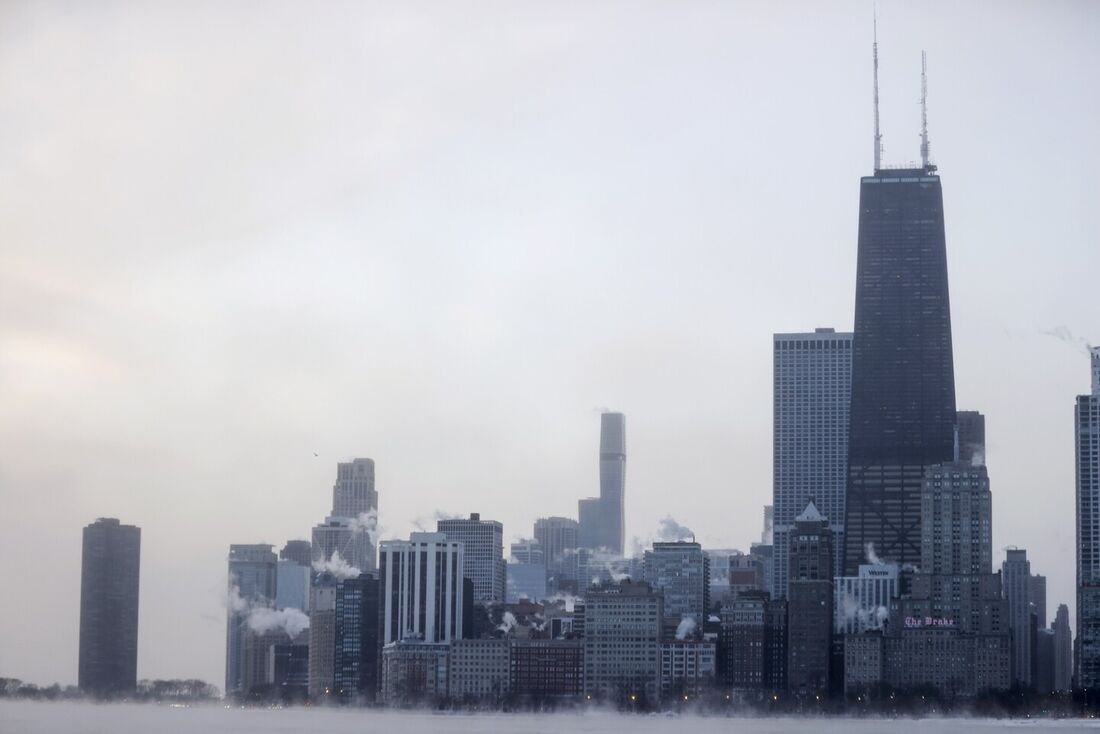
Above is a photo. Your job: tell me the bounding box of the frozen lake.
[1,701,1098,734]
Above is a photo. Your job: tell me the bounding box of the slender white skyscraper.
[1077,347,1100,687]
[772,328,852,599]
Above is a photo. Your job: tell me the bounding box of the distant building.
[334,574,382,703]
[1077,347,1100,688]
[510,639,582,701]
[506,562,547,604]
[583,580,662,704]
[1003,548,1033,688]
[332,458,377,519]
[534,516,579,591]
[79,518,141,698]
[272,631,310,692]
[786,501,833,696]
[510,539,544,565]
[448,638,511,702]
[1054,603,1073,692]
[643,541,710,627]
[660,640,716,699]
[718,591,786,691]
[843,632,883,695]
[379,642,449,705]
[578,412,626,555]
[226,544,277,698]
[379,533,465,644]
[1036,628,1057,693]
[728,552,766,600]
[312,516,373,578]
[833,564,898,635]
[437,513,505,604]
[310,459,378,576]
[956,410,986,465]
[1030,574,1048,629]
[276,559,310,612]
[280,540,312,567]
[772,329,851,598]
[308,573,338,699]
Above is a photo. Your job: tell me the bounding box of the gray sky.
[1,1,1097,689]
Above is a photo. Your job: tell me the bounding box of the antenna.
[920,50,930,169]
[873,8,882,171]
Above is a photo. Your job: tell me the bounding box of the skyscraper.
[437,513,505,604]
[333,458,377,519]
[786,501,833,695]
[1054,603,1073,692]
[334,575,382,703]
[642,541,710,627]
[312,459,378,575]
[226,544,277,697]
[956,410,986,465]
[843,162,957,575]
[534,516,579,589]
[772,328,852,598]
[579,412,626,555]
[78,518,140,698]
[1003,548,1033,688]
[1078,347,1100,688]
[379,533,465,644]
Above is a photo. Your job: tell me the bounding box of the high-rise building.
[276,559,310,612]
[786,501,833,695]
[718,590,786,691]
[510,539,544,565]
[307,572,338,699]
[956,410,986,465]
[843,163,957,576]
[1003,548,1033,688]
[1076,347,1100,688]
[334,575,382,703]
[280,540,312,567]
[333,458,377,519]
[1030,573,1048,630]
[78,518,141,698]
[379,533,465,644]
[579,412,626,555]
[311,459,378,576]
[583,580,662,704]
[437,513,505,604]
[1054,603,1073,692]
[226,544,277,698]
[643,541,709,626]
[834,564,898,635]
[534,516,579,589]
[773,328,852,598]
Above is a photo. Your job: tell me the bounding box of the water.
[0,701,1096,734]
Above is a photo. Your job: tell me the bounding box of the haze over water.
[1,702,1097,734]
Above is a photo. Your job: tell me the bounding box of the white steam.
[312,549,361,580]
[248,606,310,638]
[497,611,517,634]
[348,510,380,547]
[674,617,697,640]
[865,542,884,566]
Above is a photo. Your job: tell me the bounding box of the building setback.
[1077,347,1100,688]
[226,544,277,698]
[437,513,505,604]
[772,329,852,598]
[79,518,141,698]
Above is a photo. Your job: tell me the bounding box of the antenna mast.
[920,50,930,169]
[873,9,882,171]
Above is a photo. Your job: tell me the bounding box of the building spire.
[920,50,931,170]
[873,7,882,172]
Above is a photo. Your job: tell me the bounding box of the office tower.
[921,461,993,576]
[311,459,378,575]
[311,517,373,576]
[437,513,505,604]
[534,516,580,589]
[334,575,382,703]
[1054,604,1073,692]
[226,544,277,697]
[956,410,986,465]
[579,412,627,555]
[1077,347,1100,688]
[78,518,141,698]
[272,631,310,692]
[510,539,544,565]
[773,329,852,599]
[583,580,663,704]
[643,541,710,627]
[280,540,312,567]
[308,572,337,699]
[786,501,833,695]
[719,590,786,691]
[1030,574,1048,629]
[448,638,511,702]
[1003,548,1033,687]
[511,639,583,700]
[333,458,377,519]
[276,559,310,612]
[379,533,465,644]
[1036,628,1056,693]
[843,162,957,576]
[834,564,898,635]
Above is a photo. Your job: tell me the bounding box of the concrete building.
[1079,348,1100,689]
[379,533,465,644]
[660,640,717,700]
[226,544,277,698]
[578,412,627,555]
[534,516,579,591]
[307,573,338,700]
[379,642,449,705]
[510,639,582,701]
[772,329,852,598]
[786,501,833,696]
[643,541,710,627]
[334,575,382,703]
[834,564,898,635]
[1054,603,1073,692]
[582,580,662,704]
[448,638,511,702]
[1003,548,1033,688]
[79,518,141,698]
[437,513,505,604]
[718,591,786,691]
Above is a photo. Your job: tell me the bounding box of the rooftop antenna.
[920,50,931,169]
[873,7,883,171]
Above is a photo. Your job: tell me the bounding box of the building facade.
[659,640,716,699]
[379,642,449,705]
[1077,347,1100,688]
[448,638,511,702]
[718,591,786,691]
[1054,603,1073,692]
[379,533,465,644]
[582,580,662,704]
[307,573,338,699]
[437,513,505,604]
[786,502,833,696]
[578,412,626,555]
[226,543,277,698]
[334,574,382,703]
[534,516,579,590]
[1003,548,1033,687]
[643,541,710,625]
[772,328,852,598]
[79,518,141,698]
[834,564,898,635]
[510,639,583,701]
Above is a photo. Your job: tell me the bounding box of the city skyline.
[1,2,1097,691]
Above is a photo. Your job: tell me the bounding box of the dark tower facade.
[79,518,141,698]
[843,167,957,575]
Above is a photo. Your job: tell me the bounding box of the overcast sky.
[1,0,1097,689]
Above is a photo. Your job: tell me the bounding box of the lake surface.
[1,701,1097,734]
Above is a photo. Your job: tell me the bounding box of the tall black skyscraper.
[79,518,141,698]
